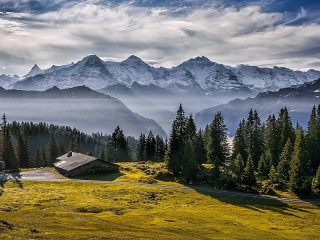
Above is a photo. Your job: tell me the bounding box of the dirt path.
[1,169,319,206]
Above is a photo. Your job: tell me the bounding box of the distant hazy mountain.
[0,86,166,137]
[9,54,320,94]
[98,83,175,133]
[0,74,19,89]
[195,78,320,135]
[24,64,44,78]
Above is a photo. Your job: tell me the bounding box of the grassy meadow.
[0,163,319,239]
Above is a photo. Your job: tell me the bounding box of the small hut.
[54,152,118,177]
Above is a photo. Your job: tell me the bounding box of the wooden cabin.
[54,152,118,177]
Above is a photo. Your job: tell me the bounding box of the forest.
[1,104,320,196]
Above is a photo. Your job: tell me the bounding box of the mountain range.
[2,54,319,95]
[0,86,166,137]
[195,78,320,135]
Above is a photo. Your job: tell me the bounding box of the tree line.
[162,104,320,196]
[0,116,134,169]
[1,102,319,196]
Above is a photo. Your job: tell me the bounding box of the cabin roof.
[54,152,98,171]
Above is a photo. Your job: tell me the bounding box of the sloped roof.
[54,152,98,171]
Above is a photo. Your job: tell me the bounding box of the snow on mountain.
[7,54,320,93]
[0,74,19,89]
[14,55,118,91]
[232,65,320,91]
[160,57,248,93]
[25,64,44,78]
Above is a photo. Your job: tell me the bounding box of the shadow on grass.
[69,171,124,181]
[189,186,316,218]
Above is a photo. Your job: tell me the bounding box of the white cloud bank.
[0,1,319,75]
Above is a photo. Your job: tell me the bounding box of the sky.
[0,0,320,75]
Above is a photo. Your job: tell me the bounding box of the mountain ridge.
[6,55,320,94]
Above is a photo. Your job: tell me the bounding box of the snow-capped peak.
[25,64,44,78]
[121,55,150,67]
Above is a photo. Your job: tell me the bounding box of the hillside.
[0,179,319,240]
[0,86,166,137]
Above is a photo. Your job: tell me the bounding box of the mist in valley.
[0,98,166,138]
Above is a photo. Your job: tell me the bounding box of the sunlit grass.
[0,180,319,240]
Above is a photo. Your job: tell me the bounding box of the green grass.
[0,180,319,240]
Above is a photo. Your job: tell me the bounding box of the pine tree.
[312,165,320,195]
[99,146,106,161]
[41,146,48,167]
[245,109,263,166]
[57,141,66,156]
[264,114,279,166]
[35,148,42,167]
[1,114,17,169]
[154,135,165,162]
[137,133,146,161]
[207,112,229,168]
[194,130,207,165]
[109,126,130,162]
[269,165,277,183]
[306,105,319,174]
[243,154,256,186]
[167,104,187,175]
[47,135,58,166]
[289,128,312,195]
[277,139,293,180]
[230,154,244,180]
[258,153,266,176]
[232,120,248,163]
[277,107,294,156]
[16,134,30,168]
[183,115,198,180]
[146,131,156,161]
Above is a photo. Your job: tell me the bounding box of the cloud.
[0,1,319,75]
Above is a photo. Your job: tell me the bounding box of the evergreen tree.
[99,146,106,161]
[35,148,42,167]
[207,112,229,167]
[154,135,165,162]
[269,165,277,183]
[312,165,320,195]
[16,134,30,168]
[277,139,293,180]
[47,135,58,166]
[245,109,263,166]
[109,126,129,162]
[137,133,146,161]
[264,114,279,165]
[41,146,47,167]
[277,107,294,155]
[258,153,266,176]
[57,141,66,156]
[243,154,256,186]
[1,114,17,169]
[230,153,244,180]
[232,120,248,163]
[306,105,320,173]
[289,128,312,195]
[167,104,187,175]
[194,130,207,165]
[146,131,156,161]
